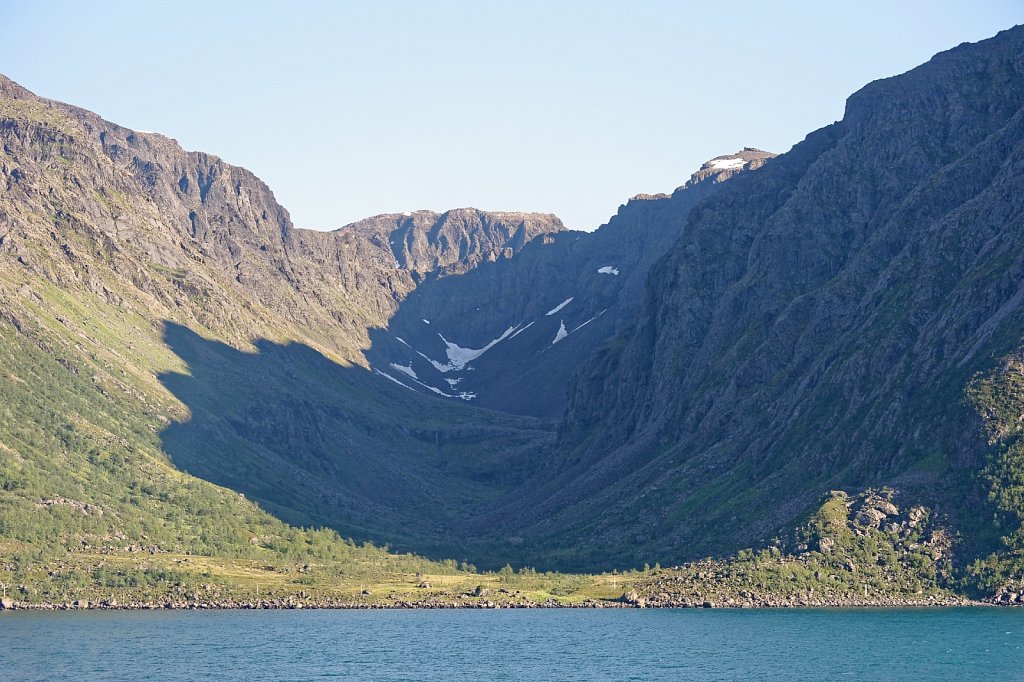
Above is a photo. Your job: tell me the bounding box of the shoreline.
[0,596,994,611]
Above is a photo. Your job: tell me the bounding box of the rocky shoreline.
[0,594,993,611]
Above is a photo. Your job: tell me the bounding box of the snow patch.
[389,363,418,380]
[571,309,607,334]
[552,320,568,345]
[709,157,746,170]
[509,321,534,339]
[412,376,476,401]
[402,211,412,217]
[416,326,519,373]
[546,297,574,316]
[418,382,448,396]
[445,377,463,387]
[374,369,415,391]
[438,327,517,370]
[597,266,619,276]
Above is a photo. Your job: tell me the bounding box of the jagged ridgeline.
[4,23,1024,600]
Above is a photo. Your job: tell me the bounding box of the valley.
[3,25,1024,608]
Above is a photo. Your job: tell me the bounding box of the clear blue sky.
[1,2,1020,231]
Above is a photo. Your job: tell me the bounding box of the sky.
[1,2,1020,232]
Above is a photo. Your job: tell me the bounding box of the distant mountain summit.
[338,208,563,280]
[682,147,775,188]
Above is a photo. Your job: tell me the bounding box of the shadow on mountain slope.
[157,321,554,565]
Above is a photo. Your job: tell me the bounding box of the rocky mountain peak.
[680,147,776,189]
[625,148,775,205]
[337,207,564,278]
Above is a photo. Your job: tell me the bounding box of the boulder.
[855,508,887,527]
[907,506,927,528]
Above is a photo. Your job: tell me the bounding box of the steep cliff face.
[508,26,1024,567]
[363,150,773,418]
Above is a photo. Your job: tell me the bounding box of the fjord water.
[4,608,1023,681]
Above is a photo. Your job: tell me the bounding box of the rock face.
[681,148,774,188]
[363,149,773,418]
[343,209,562,280]
[474,25,1024,568]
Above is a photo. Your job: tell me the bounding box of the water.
[3,608,1023,681]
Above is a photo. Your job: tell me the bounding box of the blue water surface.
[2,608,1023,681]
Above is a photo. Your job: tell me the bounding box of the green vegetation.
[629,490,964,607]
[0,272,580,606]
[963,355,1024,595]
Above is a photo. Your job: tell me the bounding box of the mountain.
[364,149,773,418]
[469,25,1024,570]
[0,71,562,363]
[0,73,561,563]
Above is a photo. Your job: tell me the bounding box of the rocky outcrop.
[342,209,562,280]
[681,147,775,188]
